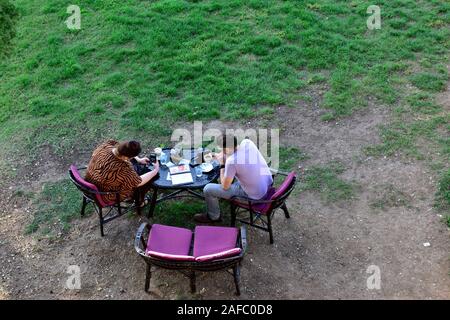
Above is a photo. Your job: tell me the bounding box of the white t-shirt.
[224,139,273,199]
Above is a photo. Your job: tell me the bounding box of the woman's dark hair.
[217,133,238,151]
[117,140,141,158]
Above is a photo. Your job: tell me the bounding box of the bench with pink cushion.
[135,223,247,295]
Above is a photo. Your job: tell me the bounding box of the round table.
[147,148,220,217]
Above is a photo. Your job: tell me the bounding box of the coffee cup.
[154,147,162,156]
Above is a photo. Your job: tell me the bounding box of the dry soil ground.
[0,80,449,300]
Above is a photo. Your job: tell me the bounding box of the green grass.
[445,215,450,228]
[0,0,18,57]
[299,161,355,203]
[279,146,309,171]
[369,184,414,211]
[365,114,450,159]
[12,188,34,200]
[367,109,449,216]
[264,147,356,203]
[406,92,442,115]
[25,179,81,235]
[151,199,206,229]
[273,146,356,202]
[26,181,215,234]
[151,198,233,229]
[410,71,448,92]
[0,0,449,156]
[434,169,450,211]
[0,0,449,228]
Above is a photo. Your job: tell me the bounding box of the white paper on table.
[169,164,190,174]
[165,161,175,167]
[171,172,193,185]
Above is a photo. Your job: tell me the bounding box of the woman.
[85,139,159,206]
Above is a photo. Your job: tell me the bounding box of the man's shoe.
[194,214,221,223]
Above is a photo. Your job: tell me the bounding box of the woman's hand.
[136,156,150,165]
[138,161,160,187]
[152,161,160,172]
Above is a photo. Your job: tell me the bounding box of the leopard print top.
[85,140,142,203]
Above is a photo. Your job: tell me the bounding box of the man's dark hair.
[117,140,141,158]
[217,133,238,151]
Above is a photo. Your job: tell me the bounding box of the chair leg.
[136,204,142,216]
[230,203,236,227]
[81,197,87,216]
[190,271,196,294]
[144,263,152,292]
[98,208,105,237]
[233,265,241,296]
[281,202,290,219]
[134,190,142,216]
[267,215,274,244]
[147,187,158,218]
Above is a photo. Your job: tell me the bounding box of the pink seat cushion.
[195,248,242,262]
[231,187,276,215]
[146,224,193,259]
[231,172,296,215]
[146,251,195,261]
[70,165,113,208]
[193,226,239,259]
[270,172,296,200]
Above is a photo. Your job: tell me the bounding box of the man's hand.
[214,152,226,165]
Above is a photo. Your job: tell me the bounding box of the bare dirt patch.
[1,82,449,300]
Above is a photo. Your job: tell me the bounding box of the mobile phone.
[149,153,157,164]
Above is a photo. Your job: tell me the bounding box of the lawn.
[0,0,449,233]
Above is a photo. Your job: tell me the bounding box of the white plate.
[200,163,214,173]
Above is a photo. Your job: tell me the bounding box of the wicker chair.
[68,165,141,236]
[134,223,247,295]
[229,171,297,244]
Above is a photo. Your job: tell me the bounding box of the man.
[194,134,273,223]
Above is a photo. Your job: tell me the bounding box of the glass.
[183,149,193,162]
[203,152,213,163]
[160,153,168,166]
[195,166,203,178]
[154,147,162,160]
